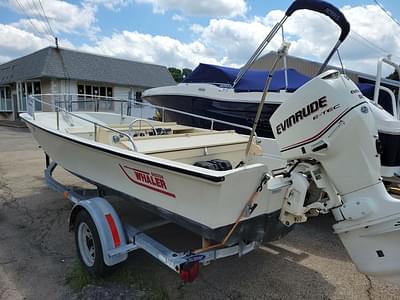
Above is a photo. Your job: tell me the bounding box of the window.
[77,85,85,109]
[85,85,92,96]
[20,83,27,111]
[93,86,99,96]
[77,84,113,111]
[107,87,112,97]
[135,91,142,102]
[27,82,32,96]
[77,85,84,95]
[5,87,11,111]
[100,86,106,97]
[0,86,12,112]
[15,81,42,112]
[33,82,41,95]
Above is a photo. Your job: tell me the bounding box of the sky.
[0,0,399,75]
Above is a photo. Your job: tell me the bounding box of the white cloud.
[1,2,399,77]
[135,0,247,18]
[0,23,74,63]
[84,0,132,11]
[79,30,219,68]
[188,4,400,74]
[172,14,185,22]
[5,0,99,37]
[191,18,279,67]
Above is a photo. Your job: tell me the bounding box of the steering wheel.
[127,118,158,137]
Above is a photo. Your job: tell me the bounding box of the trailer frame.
[44,156,259,282]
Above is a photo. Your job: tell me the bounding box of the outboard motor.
[270,70,400,283]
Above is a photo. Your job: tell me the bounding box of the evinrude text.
[276,96,328,135]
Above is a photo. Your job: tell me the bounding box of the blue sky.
[0,0,399,74]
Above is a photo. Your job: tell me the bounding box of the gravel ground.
[0,125,400,299]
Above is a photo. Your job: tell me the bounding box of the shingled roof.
[0,47,175,88]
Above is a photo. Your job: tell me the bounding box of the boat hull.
[23,116,289,243]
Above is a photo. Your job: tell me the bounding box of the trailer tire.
[74,209,115,277]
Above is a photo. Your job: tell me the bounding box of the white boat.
[142,66,308,138]
[21,102,291,244]
[20,0,400,285]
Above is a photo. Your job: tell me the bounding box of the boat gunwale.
[21,114,264,183]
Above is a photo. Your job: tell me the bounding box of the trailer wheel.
[74,210,114,277]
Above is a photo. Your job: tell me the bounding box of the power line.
[316,13,400,61]
[14,0,43,37]
[374,0,400,28]
[14,0,58,47]
[29,0,52,36]
[350,30,390,55]
[38,0,55,38]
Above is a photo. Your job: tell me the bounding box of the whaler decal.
[119,164,176,198]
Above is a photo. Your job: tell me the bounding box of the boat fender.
[69,197,128,266]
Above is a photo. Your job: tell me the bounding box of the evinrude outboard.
[264,0,400,283]
[271,68,400,283]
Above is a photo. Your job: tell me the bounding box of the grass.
[65,260,170,299]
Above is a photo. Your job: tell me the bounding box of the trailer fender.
[69,197,128,266]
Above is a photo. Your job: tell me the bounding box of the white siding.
[50,79,77,95]
[114,85,146,99]
[113,86,130,99]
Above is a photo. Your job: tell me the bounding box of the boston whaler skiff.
[21,0,400,284]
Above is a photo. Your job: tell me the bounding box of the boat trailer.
[44,157,259,282]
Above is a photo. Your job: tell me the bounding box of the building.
[0,46,175,119]
[252,51,400,89]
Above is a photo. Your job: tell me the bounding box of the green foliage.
[182,68,192,79]
[65,260,169,299]
[387,70,399,81]
[168,67,193,83]
[65,261,100,291]
[168,67,183,83]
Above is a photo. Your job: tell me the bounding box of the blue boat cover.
[183,63,311,92]
[184,63,375,96]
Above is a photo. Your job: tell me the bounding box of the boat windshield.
[183,63,311,93]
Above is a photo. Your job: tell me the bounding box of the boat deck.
[32,111,260,167]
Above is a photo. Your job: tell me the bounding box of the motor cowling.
[270,70,381,195]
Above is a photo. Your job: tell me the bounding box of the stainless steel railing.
[27,93,256,152]
[34,93,255,135]
[27,95,138,151]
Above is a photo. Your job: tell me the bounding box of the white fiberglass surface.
[143,83,289,104]
[34,111,141,132]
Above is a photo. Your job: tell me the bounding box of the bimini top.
[183,63,311,93]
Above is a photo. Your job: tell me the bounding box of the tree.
[168,67,183,83]
[168,67,193,83]
[182,68,192,80]
[387,70,399,81]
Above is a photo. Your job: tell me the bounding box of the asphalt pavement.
[0,125,399,299]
